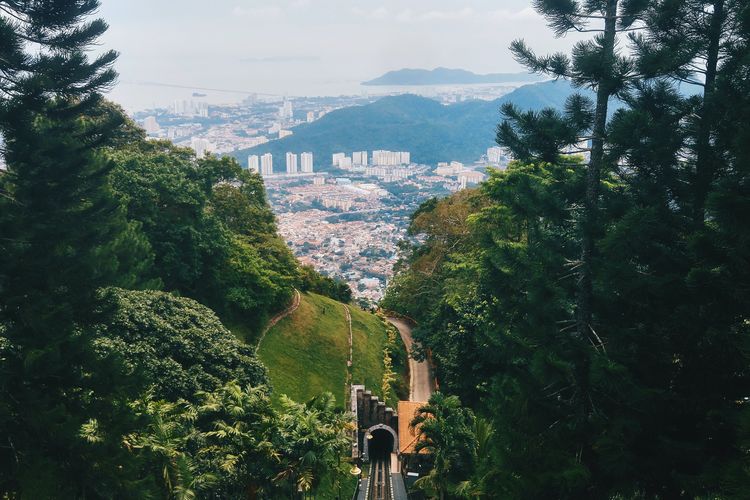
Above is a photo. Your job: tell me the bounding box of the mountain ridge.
[363,67,544,86]
[231,80,581,168]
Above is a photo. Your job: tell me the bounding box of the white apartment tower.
[301,152,314,173]
[371,150,410,166]
[142,116,160,134]
[260,153,274,176]
[487,146,504,164]
[280,100,293,120]
[353,151,368,166]
[190,137,214,158]
[332,153,345,167]
[286,152,298,174]
[247,155,260,173]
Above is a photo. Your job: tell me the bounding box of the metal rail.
[367,457,393,500]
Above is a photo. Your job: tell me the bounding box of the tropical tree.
[501,0,644,342]
[410,392,477,500]
[193,382,280,498]
[275,393,353,497]
[126,399,209,500]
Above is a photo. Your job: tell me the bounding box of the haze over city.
[99,0,586,110]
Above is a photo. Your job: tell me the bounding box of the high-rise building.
[353,151,368,166]
[260,153,274,176]
[339,157,352,169]
[190,137,215,158]
[301,152,314,173]
[487,146,504,164]
[279,99,293,120]
[306,111,315,123]
[173,100,208,117]
[286,152,298,174]
[332,153,345,167]
[372,150,410,166]
[247,155,260,173]
[142,116,160,135]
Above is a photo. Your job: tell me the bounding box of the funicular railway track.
[367,457,392,500]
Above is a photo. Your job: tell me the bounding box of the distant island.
[362,67,544,86]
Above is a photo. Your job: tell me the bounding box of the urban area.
[136,95,509,303]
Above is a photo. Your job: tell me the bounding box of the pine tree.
[0,0,118,113]
[0,1,152,496]
[0,102,154,497]
[499,0,643,341]
[632,0,747,222]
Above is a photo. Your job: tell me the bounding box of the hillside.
[257,292,407,408]
[231,79,580,168]
[363,67,543,85]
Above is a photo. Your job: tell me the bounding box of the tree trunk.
[576,0,619,340]
[693,0,724,223]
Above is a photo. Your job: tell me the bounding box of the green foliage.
[0,0,118,118]
[275,393,354,494]
[385,3,750,496]
[129,382,353,499]
[107,137,299,335]
[410,393,478,500]
[0,105,152,495]
[299,264,353,303]
[93,288,268,402]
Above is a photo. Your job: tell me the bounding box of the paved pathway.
[387,318,434,402]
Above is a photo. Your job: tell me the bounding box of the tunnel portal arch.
[362,423,398,461]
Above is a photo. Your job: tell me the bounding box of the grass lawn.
[350,307,388,401]
[258,292,407,410]
[258,292,350,406]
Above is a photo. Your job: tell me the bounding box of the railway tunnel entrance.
[368,428,395,459]
[363,424,397,462]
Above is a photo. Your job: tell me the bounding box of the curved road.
[387,318,434,402]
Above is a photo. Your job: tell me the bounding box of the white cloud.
[396,9,413,23]
[421,7,475,21]
[370,6,389,20]
[488,7,541,21]
[352,6,389,20]
[232,5,284,18]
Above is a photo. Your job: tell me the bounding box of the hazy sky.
[98,1,585,110]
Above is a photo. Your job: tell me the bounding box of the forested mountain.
[362,67,543,85]
[232,80,580,167]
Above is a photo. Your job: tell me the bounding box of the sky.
[97,0,586,111]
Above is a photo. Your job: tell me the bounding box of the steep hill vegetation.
[259,292,407,409]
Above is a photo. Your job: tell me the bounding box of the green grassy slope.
[257,292,402,408]
[350,305,385,397]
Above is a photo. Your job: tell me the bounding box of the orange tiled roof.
[398,401,429,454]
